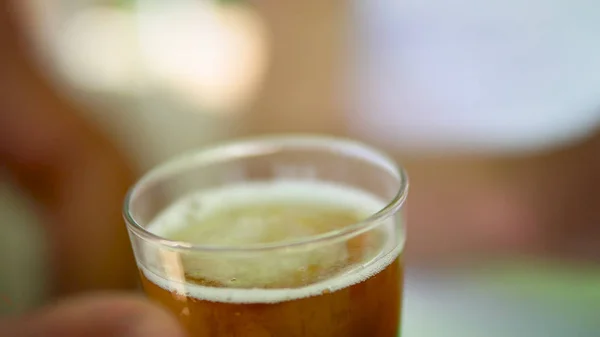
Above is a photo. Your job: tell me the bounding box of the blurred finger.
[0,293,186,337]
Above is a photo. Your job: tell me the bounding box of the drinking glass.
[124,135,408,337]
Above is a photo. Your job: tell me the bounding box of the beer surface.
[140,181,403,336]
[142,180,402,303]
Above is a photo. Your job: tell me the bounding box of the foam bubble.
[141,180,403,304]
[141,244,401,304]
[148,180,385,237]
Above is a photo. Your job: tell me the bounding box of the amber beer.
[137,180,403,337]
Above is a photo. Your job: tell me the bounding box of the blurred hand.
[0,5,185,336]
[1,1,138,294]
[0,294,186,337]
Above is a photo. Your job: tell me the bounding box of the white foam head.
[141,180,404,304]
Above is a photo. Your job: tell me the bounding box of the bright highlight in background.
[137,0,269,114]
[49,0,269,115]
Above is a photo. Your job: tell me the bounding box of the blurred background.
[2,0,600,335]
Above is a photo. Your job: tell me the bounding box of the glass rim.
[123,134,409,253]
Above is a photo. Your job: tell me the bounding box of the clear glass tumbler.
[124,135,408,337]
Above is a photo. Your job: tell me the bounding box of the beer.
[137,180,403,337]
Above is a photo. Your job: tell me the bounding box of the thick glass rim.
[123,134,409,253]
